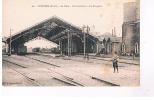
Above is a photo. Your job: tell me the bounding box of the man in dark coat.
[112,58,118,73]
[112,52,119,73]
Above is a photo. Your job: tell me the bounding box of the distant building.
[122,2,140,56]
[27,47,33,53]
[97,33,122,55]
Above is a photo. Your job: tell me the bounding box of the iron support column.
[96,43,99,54]
[59,41,61,55]
[61,41,63,56]
[59,40,62,56]
[83,26,90,57]
[9,29,12,56]
[84,31,86,57]
[5,43,8,53]
[67,31,70,56]
[70,32,72,56]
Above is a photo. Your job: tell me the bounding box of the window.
[135,42,139,54]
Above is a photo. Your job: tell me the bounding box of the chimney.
[112,29,114,36]
[114,27,116,37]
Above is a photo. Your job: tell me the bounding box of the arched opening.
[24,36,58,54]
[135,42,139,54]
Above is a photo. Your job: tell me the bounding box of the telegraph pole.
[82,25,90,58]
[86,25,90,59]
[82,25,86,58]
[84,29,86,58]
[114,27,116,36]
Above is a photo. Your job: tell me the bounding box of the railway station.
[2,16,140,87]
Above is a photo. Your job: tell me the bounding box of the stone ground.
[2,54,140,86]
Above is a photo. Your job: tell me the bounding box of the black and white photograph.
[2,0,140,87]
[2,0,154,99]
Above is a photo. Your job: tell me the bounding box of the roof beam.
[53,35,68,42]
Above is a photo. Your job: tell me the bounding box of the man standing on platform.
[112,52,119,73]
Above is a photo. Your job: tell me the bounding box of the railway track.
[23,55,120,86]
[3,59,84,86]
[74,55,139,65]
[3,59,27,68]
[25,56,61,67]
[46,68,85,86]
[3,60,41,86]
[37,53,139,68]
[34,54,138,72]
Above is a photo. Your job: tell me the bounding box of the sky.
[2,0,136,48]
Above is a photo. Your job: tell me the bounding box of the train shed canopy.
[6,16,98,48]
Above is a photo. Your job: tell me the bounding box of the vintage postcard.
[2,0,140,86]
